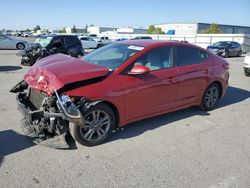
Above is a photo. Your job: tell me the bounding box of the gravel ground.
[0,50,250,188]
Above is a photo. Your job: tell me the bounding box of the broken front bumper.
[16,90,84,126]
[15,89,85,149]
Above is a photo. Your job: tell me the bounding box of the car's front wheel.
[76,52,83,58]
[244,69,250,77]
[238,50,242,57]
[16,43,25,50]
[70,103,115,146]
[223,50,229,58]
[200,83,220,111]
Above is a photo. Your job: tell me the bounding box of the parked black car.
[19,35,85,66]
[131,36,153,40]
[207,41,242,58]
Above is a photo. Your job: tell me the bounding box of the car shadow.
[0,130,34,167]
[108,86,250,143]
[0,66,22,72]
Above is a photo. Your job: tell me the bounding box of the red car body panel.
[23,40,229,127]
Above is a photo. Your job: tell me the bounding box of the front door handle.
[203,68,209,74]
[167,77,177,83]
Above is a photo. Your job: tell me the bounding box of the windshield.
[81,43,144,71]
[35,37,53,47]
[213,41,231,47]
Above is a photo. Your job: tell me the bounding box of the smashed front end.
[10,80,85,149]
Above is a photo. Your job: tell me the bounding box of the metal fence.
[106,33,250,53]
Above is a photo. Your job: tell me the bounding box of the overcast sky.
[1,0,250,30]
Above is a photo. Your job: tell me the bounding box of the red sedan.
[11,40,229,148]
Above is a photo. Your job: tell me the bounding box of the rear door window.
[175,46,207,66]
[65,36,80,47]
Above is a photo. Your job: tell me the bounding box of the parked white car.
[92,36,111,45]
[0,35,30,50]
[243,52,250,77]
[79,36,102,49]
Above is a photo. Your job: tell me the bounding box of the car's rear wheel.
[97,44,102,48]
[200,83,220,111]
[16,43,25,50]
[70,103,115,146]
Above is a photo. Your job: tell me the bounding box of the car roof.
[116,39,199,48]
[40,34,78,38]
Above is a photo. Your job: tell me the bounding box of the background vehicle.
[19,35,84,65]
[0,34,30,50]
[207,41,242,57]
[11,41,229,147]
[243,52,250,76]
[79,36,102,49]
[88,34,97,38]
[132,36,153,40]
[91,36,111,45]
[114,38,128,41]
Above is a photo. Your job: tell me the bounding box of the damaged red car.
[11,40,229,148]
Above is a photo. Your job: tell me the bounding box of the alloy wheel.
[205,86,219,108]
[80,110,111,142]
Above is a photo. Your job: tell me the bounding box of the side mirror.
[128,65,150,75]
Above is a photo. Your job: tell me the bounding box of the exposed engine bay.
[10,80,99,149]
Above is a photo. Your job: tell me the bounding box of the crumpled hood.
[24,54,109,95]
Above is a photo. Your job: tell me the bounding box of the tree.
[84,24,88,34]
[72,24,77,33]
[147,25,156,34]
[59,27,66,33]
[147,25,165,34]
[200,23,222,34]
[33,25,41,32]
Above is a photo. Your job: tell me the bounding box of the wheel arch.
[99,101,120,128]
[208,80,223,99]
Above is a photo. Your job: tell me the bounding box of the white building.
[87,26,117,35]
[87,26,147,35]
[154,22,250,35]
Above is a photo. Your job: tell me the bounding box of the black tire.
[237,50,242,57]
[16,43,25,50]
[76,52,83,58]
[200,83,220,111]
[244,69,250,77]
[70,103,115,146]
[223,50,229,58]
[97,44,102,48]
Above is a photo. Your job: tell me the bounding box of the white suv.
[79,36,102,49]
[243,52,250,77]
[91,36,111,46]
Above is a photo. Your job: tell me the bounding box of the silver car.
[0,35,30,50]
